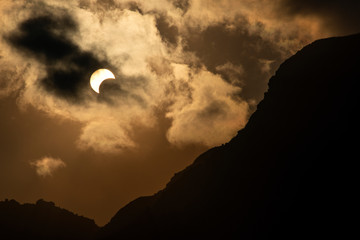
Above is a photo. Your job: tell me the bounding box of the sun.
[90,69,116,93]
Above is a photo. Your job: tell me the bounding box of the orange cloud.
[30,156,66,177]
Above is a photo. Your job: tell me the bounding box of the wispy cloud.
[30,157,66,177]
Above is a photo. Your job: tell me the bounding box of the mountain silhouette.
[1,33,359,239]
[0,199,98,239]
[98,33,360,239]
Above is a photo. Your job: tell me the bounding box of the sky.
[0,0,359,225]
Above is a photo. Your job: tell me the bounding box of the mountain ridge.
[0,199,99,239]
[99,32,360,239]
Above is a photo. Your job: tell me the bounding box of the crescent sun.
[90,69,116,93]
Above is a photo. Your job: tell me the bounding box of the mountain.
[0,199,98,240]
[98,33,360,239]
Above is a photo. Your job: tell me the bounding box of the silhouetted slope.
[0,199,98,240]
[99,33,360,239]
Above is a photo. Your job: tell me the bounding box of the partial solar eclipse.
[90,69,116,93]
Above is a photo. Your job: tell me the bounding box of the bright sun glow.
[90,69,116,93]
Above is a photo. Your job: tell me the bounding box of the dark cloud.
[155,14,179,46]
[6,12,109,101]
[184,19,283,103]
[97,76,148,108]
[79,0,118,12]
[171,0,191,14]
[96,0,116,9]
[79,0,143,15]
[197,100,229,119]
[127,1,144,15]
[279,0,360,34]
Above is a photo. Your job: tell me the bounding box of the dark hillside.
[0,199,98,239]
[99,33,360,239]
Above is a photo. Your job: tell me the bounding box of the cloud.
[0,63,26,98]
[30,156,66,177]
[277,0,360,35]
[215,62,244,86]
[166,65,249,146]
[0,1,165,152]
[171,0,191,13]
[6,12,109,100]
[183,19,285,102]
[155,13,179,46]
[2,0,354,153]
[77,120,136,152]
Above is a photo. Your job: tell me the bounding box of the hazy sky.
[0,0,359,225]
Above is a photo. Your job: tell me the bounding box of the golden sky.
[0,0,358,225]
